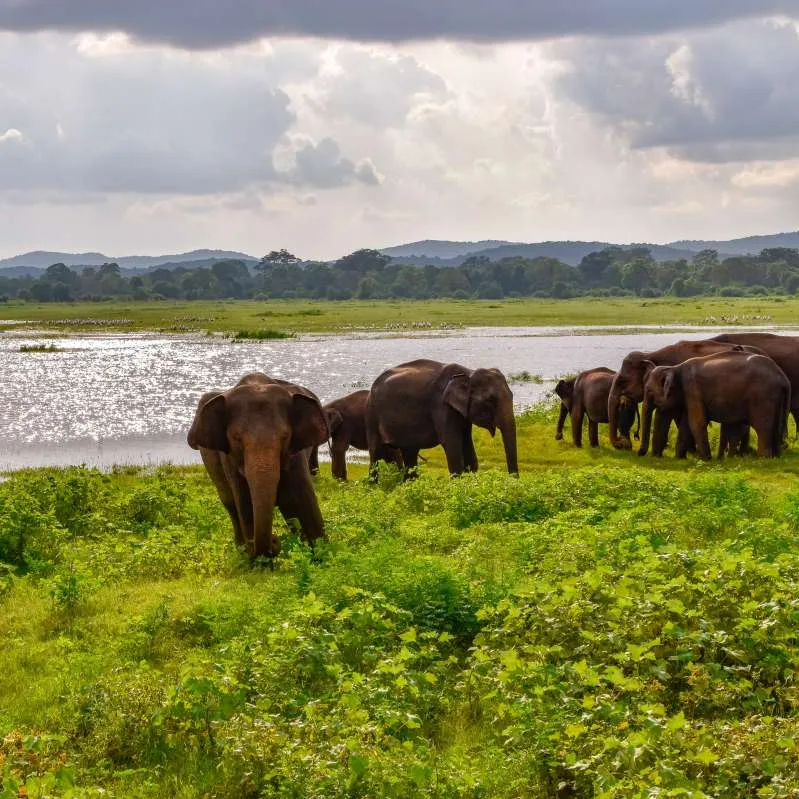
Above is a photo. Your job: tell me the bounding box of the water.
[1,325,795,470]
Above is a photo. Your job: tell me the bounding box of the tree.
[256,249,301,271]
[476,279,504,299]
[335,249,390,274]
[578,249,616,285]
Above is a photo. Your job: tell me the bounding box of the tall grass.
[2,410,799,796]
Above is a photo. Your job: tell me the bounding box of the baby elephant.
[318,390,403,481]
[555,367,638,447]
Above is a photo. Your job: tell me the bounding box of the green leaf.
[666,711,687,732]
[349,755,369,778]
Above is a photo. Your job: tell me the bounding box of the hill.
[383,240,705,267]
[0,249,258,272]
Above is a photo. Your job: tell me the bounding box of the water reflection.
[1,326,793,469]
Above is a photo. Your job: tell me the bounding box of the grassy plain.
[1,295,799,334]
[3,406,799,797]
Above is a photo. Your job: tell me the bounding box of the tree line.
[3,245,799,302]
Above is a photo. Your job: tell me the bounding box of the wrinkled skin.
[315,390,403,481]
[555,367,638,447]
[712,332,799,435]
[187,372,329,559]
[366,359,518,477]
[608,339,766,454]
[638,351,790,460]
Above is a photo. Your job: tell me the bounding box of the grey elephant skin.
[554,367,637,447]
[187,372,329,559]
[366,359,518,476]
[608,339,766,455]
[317,389,403,481]
[638,350,790,460]
[711,332,799,431]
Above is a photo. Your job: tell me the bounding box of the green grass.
[0,296,797,334]
[230,328,295,340]
[3,407,799,796]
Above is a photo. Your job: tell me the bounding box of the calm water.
[1,325,794,469]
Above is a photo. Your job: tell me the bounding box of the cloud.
[311,48,449,128]
[0,34,377,195]
[552,18,799,163]
[2,1,797,48]
[0,127,22,143]
[289,137,382,187]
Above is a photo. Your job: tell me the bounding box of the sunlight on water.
[0,326,787,469]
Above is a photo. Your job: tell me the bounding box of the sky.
[2,2,799,260]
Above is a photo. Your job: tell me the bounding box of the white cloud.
[0,127,22,143]
[3,17,799,261]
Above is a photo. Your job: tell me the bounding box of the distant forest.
[2,245,799,302]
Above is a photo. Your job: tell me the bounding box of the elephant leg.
[685,401,710,460]
[651,410,671,457]
[675,416,693,459]
[308,445,320,476]
[365,408,384,483]
[401,448,420,480]
[440,416,467,475]
[717,424,729,459]
[463,429,478,472]
[201,449,244,546]
[740,426,751,455]
[276,453,325,546]
[555,404,568,441]
[571,400,585,448]
[330,439,348,481]
[588,419,599,448]
[386,446,405,470]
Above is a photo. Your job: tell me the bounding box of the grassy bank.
[3,407,799,797]
[1,295,798,335]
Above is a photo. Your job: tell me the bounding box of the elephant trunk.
[497,403,519,475]
[245,450,282,558]
[638,396,655,456]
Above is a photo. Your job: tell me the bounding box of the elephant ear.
[641,359,657,382]
[188,393,230,452]
[554,379,568,400]
[325,408,344,436]
[443,373,470,417]
[290,394,329,452]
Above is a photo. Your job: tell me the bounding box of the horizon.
[4,225,799,263]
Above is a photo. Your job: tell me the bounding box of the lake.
[1,325,793,469]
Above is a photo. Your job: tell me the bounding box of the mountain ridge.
[2,230,799,275]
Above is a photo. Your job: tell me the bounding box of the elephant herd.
[188,333,799,560]
[188,359,518,559]
[555,332,798,461]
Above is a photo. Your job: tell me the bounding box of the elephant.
[187,372,329,559]
[608,339,767,455]
[638,350,790,460]
[315,389,403,481]
[366,359,518,476]
[712,332,799,435]
[554,368,638,447]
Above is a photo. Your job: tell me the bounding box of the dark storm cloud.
[553,19,799,163]
[1,1,797,48]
